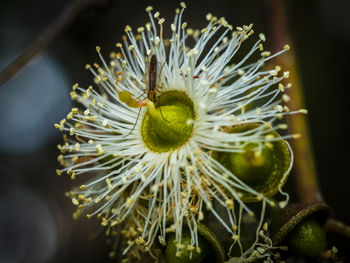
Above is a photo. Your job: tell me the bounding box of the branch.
[325,218,350,239]
[0,0,110,87]
[265,0,322,204]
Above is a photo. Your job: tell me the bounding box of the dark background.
[0,0,349,262]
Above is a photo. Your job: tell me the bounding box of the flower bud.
[287,217,326,257]
[212,123,292,202]
[271,202,330,257]
[165,223,225,263]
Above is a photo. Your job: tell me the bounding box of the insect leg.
[124,108,142,138]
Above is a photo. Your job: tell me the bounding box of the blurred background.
[0,0,349,262]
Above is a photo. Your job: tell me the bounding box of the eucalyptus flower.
[55,2,305,260]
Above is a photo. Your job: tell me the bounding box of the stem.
[0,0,109,87]
[325,218,350,239]
[265,0,322,203]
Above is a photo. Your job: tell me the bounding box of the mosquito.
[118,54,166,137]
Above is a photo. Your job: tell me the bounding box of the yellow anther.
[124,25,132,32]
[225,199,234,209]
[70,91,77,100]
[332,246,338,254]
[283,71,290,78]
[261,51,271,57]
[145,6,153,12]
[293,133,301,139]
[282,94,290,102]
[232,234,240,241]
[176,243,185,249]
[259,43,264,51]
[75,143,80,151]
[96,144,104,154]
[72,83,79,90]
[106,178,113,191]
[101,217,108,226]
[67,112,73,119]
[206,13,212,21]
[278,124,288,130]
[259,33,266,42]
[278,83,285,92]
[269,70,278,76]
[186,28,194,35]
[274,105,283,112]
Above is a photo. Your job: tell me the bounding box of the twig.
[265,0,322,204]
[0,0,109,87]
[325,218,350,239]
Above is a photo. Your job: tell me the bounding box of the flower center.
[141,90,195,153]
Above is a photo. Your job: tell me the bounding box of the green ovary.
[141,90,195,153]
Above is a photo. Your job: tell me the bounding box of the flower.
[55,2,305,259]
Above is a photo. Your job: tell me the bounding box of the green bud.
[287,217,327,257]
[212,123,291,202]
[141,90,195,153]
[165,231,208,263]
[271,202,330,258]
[165,224,225,263]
